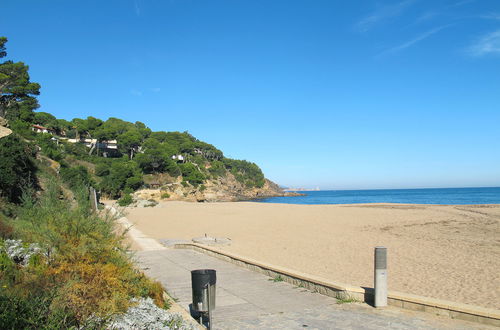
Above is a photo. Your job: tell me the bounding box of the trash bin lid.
[191,269,216,290]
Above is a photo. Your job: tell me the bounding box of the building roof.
[32,124,49,130]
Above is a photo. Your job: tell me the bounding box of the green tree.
[99,160,143,198]
[34,111,57,127]
[35,133,64,161]
[94,118,134,141]
[223,158,265,188]
[163,131,196,154]
[117,129,142,159]
[134,138,178,174]
[150,131,168,143]
[0,135,37,202]
[135,121,151,140]
[55,118,72,136]
[193,141,223,160]
[179,162,205,186]
[7,119,34,138]
[60,165,93,188]
[94,161,111,177]
[0,37,40,120]
[71,116,103,139]
[208,160,226,178]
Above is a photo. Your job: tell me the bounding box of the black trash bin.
[191,269,216,312]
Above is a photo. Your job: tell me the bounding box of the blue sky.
[2,0,499,189]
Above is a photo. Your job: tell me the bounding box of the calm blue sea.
[256,187,500,205]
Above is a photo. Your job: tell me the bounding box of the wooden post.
[89,187,98,212]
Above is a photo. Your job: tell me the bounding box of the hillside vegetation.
[19,114,274,205]
[0,36,257,328]
[2,59,268,202]
[1,35,280,206]
[8,111,269,201]
[0,133,169,328]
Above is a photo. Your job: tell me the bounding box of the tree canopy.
[0,135,37,202]
[0,37,40,120]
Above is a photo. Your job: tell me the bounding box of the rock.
[133,189,161,201]
[2,239,42,266]
[134,199,158,208]
[0,117,12,139]
[284,192,306,197]
[131,172,289,203]
[0,116,8,126]
[108,297,195,330]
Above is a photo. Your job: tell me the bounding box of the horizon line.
[282,185,500,192]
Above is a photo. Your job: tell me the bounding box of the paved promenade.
[135,248,492,330]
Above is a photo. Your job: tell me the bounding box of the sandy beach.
[124,201,500,310]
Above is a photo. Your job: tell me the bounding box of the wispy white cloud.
[134,0,141,16]
[468,30,500,56]
[356,0,416,32]
[151,87,161,93]
[450,0,475,7]
[130,89,143,96]
[380,25,451,55]
[414,11,439,24]
[480,13,500,20]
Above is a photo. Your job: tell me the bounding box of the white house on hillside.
[66,138,118,150]
[32,124,53,134]
[172,154,184,162]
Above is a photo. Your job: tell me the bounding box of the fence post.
[89,187,98,212]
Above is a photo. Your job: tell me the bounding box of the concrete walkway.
[135,248,492,330]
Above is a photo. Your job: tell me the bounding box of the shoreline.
[123,201,500,310]
[283,186,500,191]
[244,200,500,206]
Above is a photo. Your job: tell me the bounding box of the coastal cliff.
[2,99,291,205]
[133,173,294,203]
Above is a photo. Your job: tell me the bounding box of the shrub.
[118,194,133,206]
[7,120,35,138]
[62,141,88,158]
[161,193,170,199]
[95,162,110,176]
[99,160,143,198]
[208,160,226,177]
[0,220,13,239]
[4,183,167,326]
[164,159,181,177]
[0,290,76,329]
[179,163,205,186]
[222,158,265,188]
[0,200,15,239]
[145,199,158,207]
[126,176,143,190]
[60,165,93,188]
[0,135,38,203]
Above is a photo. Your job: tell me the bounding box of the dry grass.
[0,180,167,327]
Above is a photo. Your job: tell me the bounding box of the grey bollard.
[374,247,387,307]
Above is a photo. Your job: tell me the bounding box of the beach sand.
[124,201,500,309]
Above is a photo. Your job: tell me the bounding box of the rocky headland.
[132,172,303,204]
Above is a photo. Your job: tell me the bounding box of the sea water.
[256,187,500,205]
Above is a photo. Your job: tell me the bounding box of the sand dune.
[124,202,500,309]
